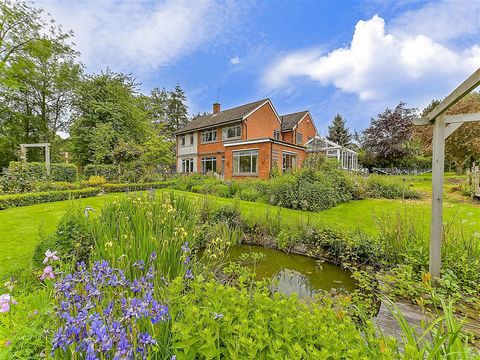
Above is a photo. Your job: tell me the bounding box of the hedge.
[0,188,99,210]
[7,162,78,182]
[101,181,173,193]
[0,181,174,209]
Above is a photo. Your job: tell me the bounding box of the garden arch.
[19,142,51,176]
[413,68,480,278]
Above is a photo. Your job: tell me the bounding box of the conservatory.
[305,136,359,171]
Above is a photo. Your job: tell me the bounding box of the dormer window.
[222,123,242,140]
[201,128,217,143]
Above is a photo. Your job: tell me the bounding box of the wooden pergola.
[413,68,480,278]
[19,143,51,176]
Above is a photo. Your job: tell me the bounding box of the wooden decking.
[375,300,480,348]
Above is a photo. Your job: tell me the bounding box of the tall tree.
[327,114,352,146]
[0,1,81,166]
[360,102,417,167]
[70,70,149,166]
[414,93,480,174]
[166,84,188,135]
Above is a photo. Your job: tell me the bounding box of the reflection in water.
[271,269,315,297]
[227,245,357,298]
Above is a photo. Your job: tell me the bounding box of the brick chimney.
[213,103,221,114]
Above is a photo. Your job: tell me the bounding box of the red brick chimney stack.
[213,103,221,114]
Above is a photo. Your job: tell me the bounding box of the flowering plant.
[52,257,170,359]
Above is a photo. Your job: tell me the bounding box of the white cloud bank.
[38,0,246,72]
[263,2,480,105]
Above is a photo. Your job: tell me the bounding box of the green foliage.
[83,164,118,181]
[92,193,198,280]
[327,113,352,146]
[1,162,77,193]
[70,70,150,166]
[32,207,93,268]
[0,188,99,210]
[0,288,53,360]
[168,277,382,359]
[81,175,107,187]
[365,175,421,199]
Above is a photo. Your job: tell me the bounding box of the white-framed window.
[282,152,297,172]
[273,130,280,140]
[272,149,279,167]
[201,128,217,143]
[233,150,258,175]
[181,158,194,173]
[296,132,303,145]
[222,123,242,140]
[201,157,217,173]
[181,134,194,147]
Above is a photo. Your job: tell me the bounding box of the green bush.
[1,162,37,193]
[267,174,298,208]
[297,177,338,211]
[83,164,118,181]
[0,188,99,209]
[102,181,173,193]
[33,208,93,268]
[33,181,81,192]
[366,175,420,199]
[50,163,78,182]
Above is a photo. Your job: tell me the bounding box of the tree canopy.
[327,114,352,146]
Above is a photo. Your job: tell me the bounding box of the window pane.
[251,154,257,173]
[239,155,251,173]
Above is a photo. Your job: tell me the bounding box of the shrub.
[50,163,78,182]
[83,164,118,181]
[1,162,37,193]
[81,175,107,187]
[34,181,81,192]
[297,176,338,211]
[101,181,173,193]
[0,188,99,210]
[33,208,93,268]
[366,175,421,199]
[267,174,298,208]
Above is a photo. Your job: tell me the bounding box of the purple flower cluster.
[181,242,194,280]
[52,258,169,359]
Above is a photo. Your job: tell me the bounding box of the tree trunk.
[455,163,463,175]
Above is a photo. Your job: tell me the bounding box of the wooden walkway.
[375,300,480,348]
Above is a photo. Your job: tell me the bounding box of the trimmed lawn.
[2,187,480,277]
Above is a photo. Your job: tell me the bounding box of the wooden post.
[429,114,445,278]
[45,143,51,176]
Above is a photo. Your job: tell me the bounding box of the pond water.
[227,245,357,297]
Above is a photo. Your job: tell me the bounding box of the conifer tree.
[327,114,352,146]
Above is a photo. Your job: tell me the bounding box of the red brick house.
[173,98,317,179]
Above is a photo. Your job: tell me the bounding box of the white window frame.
[222,123,242,140]
[201,157,217,173]
[273,130,280,140]
[296,132,303,145]
[282,151,297,172]
[201,128,217,143]
[181,158,194,173]
[233,149,258,176]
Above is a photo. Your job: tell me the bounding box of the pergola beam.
[426,68,480,121]
[444,123,462,139]
[412,112,480,126]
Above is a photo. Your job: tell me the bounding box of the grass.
[2,174,480,277]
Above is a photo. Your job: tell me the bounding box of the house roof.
[280,110,309,131]
[173,98,270,135]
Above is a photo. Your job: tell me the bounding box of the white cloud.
[230,56,240,65]
[262,2,480,107]
[37,0,246,72]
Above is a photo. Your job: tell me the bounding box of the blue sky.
[38,0,480,134]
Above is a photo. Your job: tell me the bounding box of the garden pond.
[227,245,357,297]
